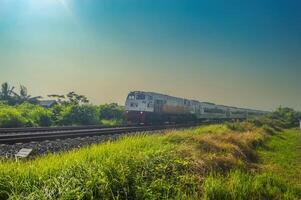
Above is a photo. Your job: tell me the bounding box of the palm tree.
[0,82,16,104]
[14,85,42,104]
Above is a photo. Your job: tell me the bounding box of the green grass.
[0,134,200,200]
[258,128,301,187]
[0,124,300,199]
[202,128,301,200]
[100,119,124,126]
[202,170,300,200]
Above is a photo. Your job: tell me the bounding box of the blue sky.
[0,0,300,110]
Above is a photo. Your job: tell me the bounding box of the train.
[125,91,268,124]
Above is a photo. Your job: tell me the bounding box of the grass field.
[201,127,301,200]
[0,122,300,199]
[258,128,301,188]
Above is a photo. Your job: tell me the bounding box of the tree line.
[0,82,124,128]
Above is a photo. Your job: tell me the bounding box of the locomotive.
[125,91,268,124]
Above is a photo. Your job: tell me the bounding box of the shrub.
[59,105,99,125]
[99,103,124,120]
[0,102,125,128]
[268,107,301,128]
[0,107,27,128]
[30,108,52,127]
[17,103,53,127]
[226,122,246,132]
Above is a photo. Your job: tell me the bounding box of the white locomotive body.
[125,91,268,124]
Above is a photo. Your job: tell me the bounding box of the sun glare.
[28,0,71,11]
[27,0,74,19]
[29,0,61,7]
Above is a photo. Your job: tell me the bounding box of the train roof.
[130,91,187,100]
[128,91,269,113]
[201,102,215,105]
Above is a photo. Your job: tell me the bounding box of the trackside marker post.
[15,148,32,161]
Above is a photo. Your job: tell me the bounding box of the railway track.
[0,124,197,145]
[0,124,136,134]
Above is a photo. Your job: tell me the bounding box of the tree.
[48,92,89,105]
[14,85,42,104]
[0,83,42,105]
[48,94,66,104]
[66,91,89,105]
[0,82,16,105]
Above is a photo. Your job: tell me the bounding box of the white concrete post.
[299,120,301,132]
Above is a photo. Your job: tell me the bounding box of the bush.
[0,108,27,128]
[268,107,301,128]
[226,122,247,132]
[0,102,125,128]
[99,103,124,120]
[17,103,53,127]
[247,107,301,130]
[59,105,99,125]
[31,108,52,127]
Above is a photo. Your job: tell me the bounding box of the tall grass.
[203,170,300,200]
[0,135,200,199]
[0,123,300,199]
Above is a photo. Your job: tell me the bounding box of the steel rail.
[0,126,144,138]
[0,124,137,134]
[0,124,196,145]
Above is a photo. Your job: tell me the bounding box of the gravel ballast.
[0,130,167,159]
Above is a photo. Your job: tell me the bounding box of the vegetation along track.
[0,123,198,145]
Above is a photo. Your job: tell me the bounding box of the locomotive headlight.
[140,111,143,114]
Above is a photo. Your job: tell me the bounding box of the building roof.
[38,100,57,107]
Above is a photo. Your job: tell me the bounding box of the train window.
[231,111,245,115]
[148,96,153,100]
[184,100,190,106]
[136,94,145,100]
[128,95,135,100]
[204,108,225,114]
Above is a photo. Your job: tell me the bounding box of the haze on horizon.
[0,0,300,111]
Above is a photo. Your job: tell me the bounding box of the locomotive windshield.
[136,94,145,100]
[127,94,135,100]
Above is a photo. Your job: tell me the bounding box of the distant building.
[38,100,57,108]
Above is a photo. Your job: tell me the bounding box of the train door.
[226,109,230,118]
[193,103,200,117]
[154,99,164,113]
[197,105,203,118]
